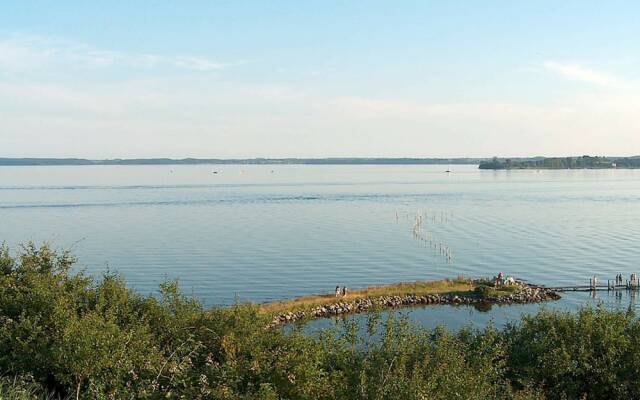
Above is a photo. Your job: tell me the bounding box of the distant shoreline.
[2,155,639,166]
[0,157,482,166]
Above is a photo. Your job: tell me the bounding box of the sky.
[1,1,639,158]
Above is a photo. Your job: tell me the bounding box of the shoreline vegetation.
[2,243,639,399]
[479,155,640,170]
[260,278,560,327]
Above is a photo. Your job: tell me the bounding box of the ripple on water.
[2,165,640,326]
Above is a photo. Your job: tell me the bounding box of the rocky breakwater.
[268,283,560,328]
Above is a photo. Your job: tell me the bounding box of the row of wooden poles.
[589,274,640,290]
[410,212,453,262]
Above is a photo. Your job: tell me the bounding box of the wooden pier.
[547,285,633,292]
[545,275,640,292]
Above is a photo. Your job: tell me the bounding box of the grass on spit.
[258,278,520,316]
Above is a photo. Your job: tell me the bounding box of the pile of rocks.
[490,285,560,304]
[268,283,560,328]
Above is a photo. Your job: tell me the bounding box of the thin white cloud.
[0,34,226,73]
[542,61,618,86]
[172,56,225,71]
[332,97,537,121]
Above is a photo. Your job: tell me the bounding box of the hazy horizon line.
[1,155,639,167]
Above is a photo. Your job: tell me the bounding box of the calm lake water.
[2,164,640,329]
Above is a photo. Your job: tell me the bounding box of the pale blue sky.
[1,1,639,158]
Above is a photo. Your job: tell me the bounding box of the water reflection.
[303,290,640,333]
[472,301,493,312]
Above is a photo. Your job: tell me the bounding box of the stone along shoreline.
[262,278,561,328]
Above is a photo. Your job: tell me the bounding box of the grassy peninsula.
[1,243,639,399]
[259,278,476,314]
[259,278,524,315]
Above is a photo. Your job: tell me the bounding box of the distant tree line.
[0,157,484,166]
[2,244,640,399]
[479,155,640,170]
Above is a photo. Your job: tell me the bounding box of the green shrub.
[503,307,640,400]
[0,375,56,400]
[474,284,492,298]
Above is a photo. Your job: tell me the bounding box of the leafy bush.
[504,307,640,399]
[474,284,492,298]
[0,375,56,400]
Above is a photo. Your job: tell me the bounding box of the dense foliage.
[1,243,639,399]
[479,155,640,170]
